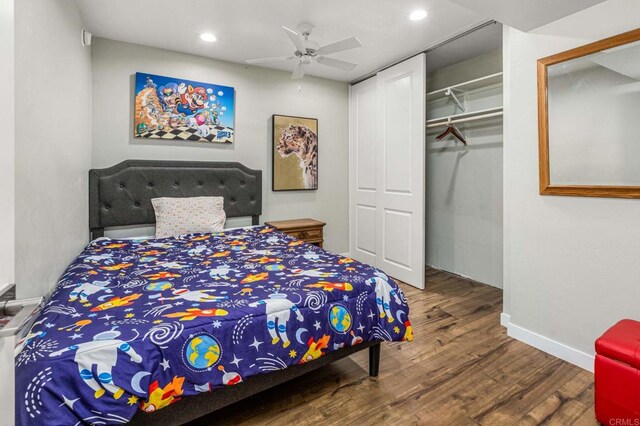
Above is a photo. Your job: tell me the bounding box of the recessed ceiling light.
[200,33,217,42]
[409,10,428,21]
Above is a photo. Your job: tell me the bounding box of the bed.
[15,160,412,425]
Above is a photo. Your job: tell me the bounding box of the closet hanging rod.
[426,110,503,128]
[426,106,503,125]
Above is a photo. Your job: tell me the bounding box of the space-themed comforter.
[15,226,412,425]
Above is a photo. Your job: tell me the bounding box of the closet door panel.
[382,208,412,268]
[349,78,377,266]
[383,74,413,193]
[356,85,377,191]
[356,205,376,255]
[376,54,426,289]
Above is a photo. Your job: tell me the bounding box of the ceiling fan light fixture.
[409,10,428,21]
[200,33,217,42]
[247,23,363,79]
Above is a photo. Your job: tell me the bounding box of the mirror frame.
[537,28,640,198]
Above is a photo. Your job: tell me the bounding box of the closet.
[425,23,504,288]
[349,22,504,290]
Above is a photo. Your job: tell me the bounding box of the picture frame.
[537,28,640,198]
[272,114,319,191]
[133,72,235,144]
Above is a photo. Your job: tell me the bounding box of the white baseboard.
[506,321,594,372]
[339,252,350,257]
[500,312,511,327]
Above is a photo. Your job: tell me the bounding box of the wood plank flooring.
[190,268,596,425]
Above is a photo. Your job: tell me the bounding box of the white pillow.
[151,196,226,238]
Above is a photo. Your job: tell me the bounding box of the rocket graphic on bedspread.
[90,293,142,312]
[164,308,228,321]
[304,281,353,292]
[299,335,330,364]
[140,376,185,413]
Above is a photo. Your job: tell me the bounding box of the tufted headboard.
[89,160,262,239]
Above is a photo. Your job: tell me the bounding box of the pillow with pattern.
[151,196,226,238]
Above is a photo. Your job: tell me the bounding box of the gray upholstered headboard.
[89,160,262,239]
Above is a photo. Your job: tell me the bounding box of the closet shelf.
[426,106,503,128]
[426,72,503,102]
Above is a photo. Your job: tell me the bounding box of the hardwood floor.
[190,268,596,425]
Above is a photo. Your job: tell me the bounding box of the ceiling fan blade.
[317,37,362,55]
[246,56,294,64]
[316,56,358,71]
[291,62,305,80]
[282,26,306,53]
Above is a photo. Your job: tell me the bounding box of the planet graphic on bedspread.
[184,334,221,370]
[329,304,352,334]
[265,264,285,271]
[145,281,173,292]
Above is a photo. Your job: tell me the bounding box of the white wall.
[91,38,349,252]
[0,0,15,289]
[14,0,92,298]
[426,51,503,288]
[503,0,640,370]
[0,1,15,423]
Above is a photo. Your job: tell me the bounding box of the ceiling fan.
[246,23,362,79]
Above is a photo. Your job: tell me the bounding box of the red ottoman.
[595,319,640,424]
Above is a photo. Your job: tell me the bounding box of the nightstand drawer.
[301,228,322,239]
[287,231,304,240]
[265,218,326,248]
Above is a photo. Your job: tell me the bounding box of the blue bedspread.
[15,226,412,425]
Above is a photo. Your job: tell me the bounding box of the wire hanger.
[435,118,467,145]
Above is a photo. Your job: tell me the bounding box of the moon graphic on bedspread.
[131,371,152,394]
[295,328,308,344]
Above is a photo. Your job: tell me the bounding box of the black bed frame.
[88,160,381,425]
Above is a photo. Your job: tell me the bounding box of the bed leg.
[369,343,381,377]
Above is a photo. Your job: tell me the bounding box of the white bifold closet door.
[349,54,425,289]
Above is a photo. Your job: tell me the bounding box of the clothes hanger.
[450,124,467,145]
[435,119,467,145]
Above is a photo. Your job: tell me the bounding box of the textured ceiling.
[447,0,607,31]
[76,0,486,81]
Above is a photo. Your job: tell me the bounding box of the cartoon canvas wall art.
[134,73,235,144]
[272,115,318,191]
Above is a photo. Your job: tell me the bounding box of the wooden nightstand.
[265,218,326,248]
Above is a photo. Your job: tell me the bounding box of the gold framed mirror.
[538,28,640,198]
